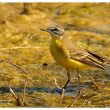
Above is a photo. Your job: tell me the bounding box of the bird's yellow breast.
[50,38,89,70]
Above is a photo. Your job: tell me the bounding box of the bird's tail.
[102,58,110,65]
[87,50,110,66]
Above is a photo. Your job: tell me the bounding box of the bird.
[40,25,110,94]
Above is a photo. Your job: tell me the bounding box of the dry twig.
[0,59,28,106]
[7,83,24,106]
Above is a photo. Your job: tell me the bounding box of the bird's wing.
[59,37,109,69]
[62,36,108,69]
[68,47,105,69]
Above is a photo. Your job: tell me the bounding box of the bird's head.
[40,26,64,40]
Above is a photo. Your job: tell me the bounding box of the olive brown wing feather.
[58,39,109,70]
[69,48,105,69]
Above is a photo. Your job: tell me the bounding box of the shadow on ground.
[0,82,90,96]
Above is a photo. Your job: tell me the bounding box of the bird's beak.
[40,28,47,32]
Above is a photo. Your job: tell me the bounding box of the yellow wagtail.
[40,26,110,93]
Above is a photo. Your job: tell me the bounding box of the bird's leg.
[91,76,100,89]
[61,70,71,100]
[63,70,71,89]
[75,69,81,96]
[62,70,71,92]
[66,69,81,107]
[92,79,100,89]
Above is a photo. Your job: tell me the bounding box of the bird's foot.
[60,88,65,104]
[91,80,100,89]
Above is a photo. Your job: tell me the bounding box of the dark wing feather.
[69,48,105,69]
[87,50,110,65]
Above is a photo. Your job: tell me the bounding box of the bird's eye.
[52,28,58,31]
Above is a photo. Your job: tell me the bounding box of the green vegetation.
[0,3,109,107]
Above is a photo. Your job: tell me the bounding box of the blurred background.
[0,3,110,107]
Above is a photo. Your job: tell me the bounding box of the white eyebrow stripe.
[56,27,63,31]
